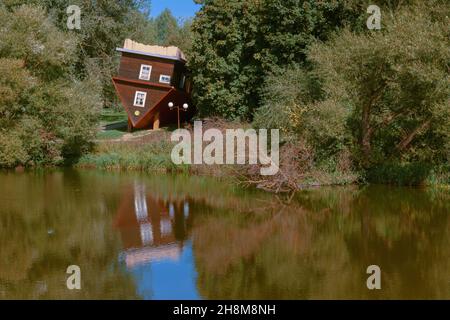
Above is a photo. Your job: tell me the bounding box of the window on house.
[185,78,192,94]
[159,74,171,84]
[179,75,186,89]
[139,64,152,80]
[133,91,147,107]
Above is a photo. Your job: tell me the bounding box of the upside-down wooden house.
[112,39,193,130]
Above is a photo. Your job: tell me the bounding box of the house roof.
[117,39,186,62]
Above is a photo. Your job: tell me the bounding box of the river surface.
[0,169,448,299]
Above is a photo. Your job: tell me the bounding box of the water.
[0,169,448,299]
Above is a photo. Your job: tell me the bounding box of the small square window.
[139,64,152,80]
[159,74,171,84]
[133,91,147,107]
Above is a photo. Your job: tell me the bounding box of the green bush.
[366,163,432,186]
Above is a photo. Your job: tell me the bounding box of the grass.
[77,138,189,173]
[99,108,128,125]
[96,130,126,140]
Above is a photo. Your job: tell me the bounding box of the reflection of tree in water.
[0,170,138,299]
[343,186,449,299]
[193,186,449,299]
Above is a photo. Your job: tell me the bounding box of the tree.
[166,18,194,56]
[1,0,156,108]
[152,9,194,56]
[155,8,179,45]
[189,0,363,120]
[309,3,449,168]
[0,5,101,167]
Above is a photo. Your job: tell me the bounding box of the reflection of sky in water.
[128,241,200,300]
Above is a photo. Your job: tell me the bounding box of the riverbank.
[76,124,448,192]
[77,121,362,192]
[77,130,183,173]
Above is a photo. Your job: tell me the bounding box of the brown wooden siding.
[118,52,176,85]
[113,51,194,129]
[112,77,171,126]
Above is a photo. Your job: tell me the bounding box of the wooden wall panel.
[113,52,194,129]
[113,78,171,126]
[118,53,176,85]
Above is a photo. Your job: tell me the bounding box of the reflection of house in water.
[114,182,191,268]
[113,182,199,300]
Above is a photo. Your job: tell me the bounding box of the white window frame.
[139,64,152,81]
[159,74,171,84]
[133,91,147,107]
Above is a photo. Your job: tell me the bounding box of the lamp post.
[168,102,189,129]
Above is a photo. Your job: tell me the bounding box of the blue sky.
[150,0,202,19]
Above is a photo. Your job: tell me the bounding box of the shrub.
[366,163,432,186]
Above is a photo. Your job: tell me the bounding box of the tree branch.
[396,118,432,152]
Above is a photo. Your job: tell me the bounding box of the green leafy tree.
[1,0,156,108]
[0,5,101,167]
[165,18,194,56]
[152,9,194,56]
[189,0,363,120]
[309,3,449,168]
[155,8,179,45]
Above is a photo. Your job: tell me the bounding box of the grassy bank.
[77,135,187,173]
[77,120,448,192]
[77,123,361,191]
[77,147,447,192]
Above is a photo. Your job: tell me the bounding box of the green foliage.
[189,0,363,120]
[165,18,194,56]
[152,8,194,57]
[0,2,195,168]
[309,3,449,168]
[77,140,185,173]
[0,5,101,168]
[2,0,156,108]
[253,66,323,138]
[155,8,179,45]
[0,131,28,168]
[252,65,354,181]
[366,163,432,186]
[2,1,192,109]
[426,165,450,186]
[249,1,448,185]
